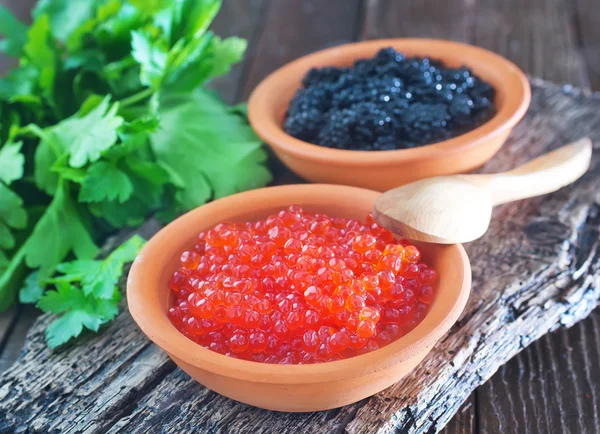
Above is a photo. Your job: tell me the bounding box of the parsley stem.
[17,124,61,157]
[120,89,154,108]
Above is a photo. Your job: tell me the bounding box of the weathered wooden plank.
[439,398,476,434]
[360,2,478,432]
[474,0,590,88]
[208,0,269,104]
[574,0,600,90]
[0,312,174,433]
[239,0,363,186]
[478,310,600,434]
[345,81,600,434]
[1,3,600,434]
[0,222,170,433]
[472,2,596,431]
[240,0,363,100]
[107,368,367,434]
[1,80,597,434]
[361,0,474,42]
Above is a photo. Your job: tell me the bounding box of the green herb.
[23,235,144,348]
[0,0,271,347]
[0,141,27,264]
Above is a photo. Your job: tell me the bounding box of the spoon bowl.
[373,139,592,244]
[373,176,493,243]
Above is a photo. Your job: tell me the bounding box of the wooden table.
[1,1,599,433]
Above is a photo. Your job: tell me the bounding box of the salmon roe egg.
[168,206,437,364]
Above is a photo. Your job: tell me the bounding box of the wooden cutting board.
[0,79,598,434]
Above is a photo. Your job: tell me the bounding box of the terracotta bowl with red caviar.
[247,39,530,191]
[127,184,471,412]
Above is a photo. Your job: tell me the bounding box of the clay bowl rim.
[247,38,531,167]
[127,184,471,385]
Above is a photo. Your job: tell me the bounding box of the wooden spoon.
[373,138,593,244]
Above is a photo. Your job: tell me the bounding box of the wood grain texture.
[208,0,269,104]
[239,0,363,185]
[479,310,600,434]
[0,307,37,373]
[0,80,599,434]
[359,2,595,431]
[0,308,18,352]
[361,3,478,431]
[481,326,600,434]
[473,0,590,88]
[471,2,598,432]
[240,0,363,100]
[1,1,599,433]
[438,397,476,434]
[361,0,474,42]
[346,80,600,434]
[574,0,600,90]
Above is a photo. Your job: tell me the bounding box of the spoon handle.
[468,138,593,206]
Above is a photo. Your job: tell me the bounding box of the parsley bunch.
[0,0,271,347]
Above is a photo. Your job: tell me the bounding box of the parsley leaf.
[0,5,28,56]
[0,141,24,185]
[0,185,26,225]
[131,30,168,89]
[207,36,247,79]
[151,89,271,210]
[0,66,39,102]
[46,310,99,348]
[44,290,120,348]
[33,0,99,42]
[79,161,134,203]
[108,234,145,263]
[32,96,124,193]
[19,271,44,304]
[94,2,144,50]
[0,184,27,250]
[87,154,171,228]
[89,191,159,227]
[63,97,124,168]
[0,251,7,270]
[162,32,213,91]
[163,35,246,93]
[23,15,58,98]
[24,183,98,279]
[0,0,271,348]
[0,141,27,255]
[38,281,86,313]
[52,235,144,299]
[66,0,125,52]
[175,0,221,39]
[39,235,144,348]
[33,129,62,195]
[128,0,172,13]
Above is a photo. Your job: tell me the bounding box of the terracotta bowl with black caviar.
[247,39,530,191]
[127,184,471,412]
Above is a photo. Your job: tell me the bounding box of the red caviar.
[168,206,437,364]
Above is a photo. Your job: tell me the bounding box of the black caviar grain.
[284,48,496,151]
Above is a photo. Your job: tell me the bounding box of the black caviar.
[283,48,495,151]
